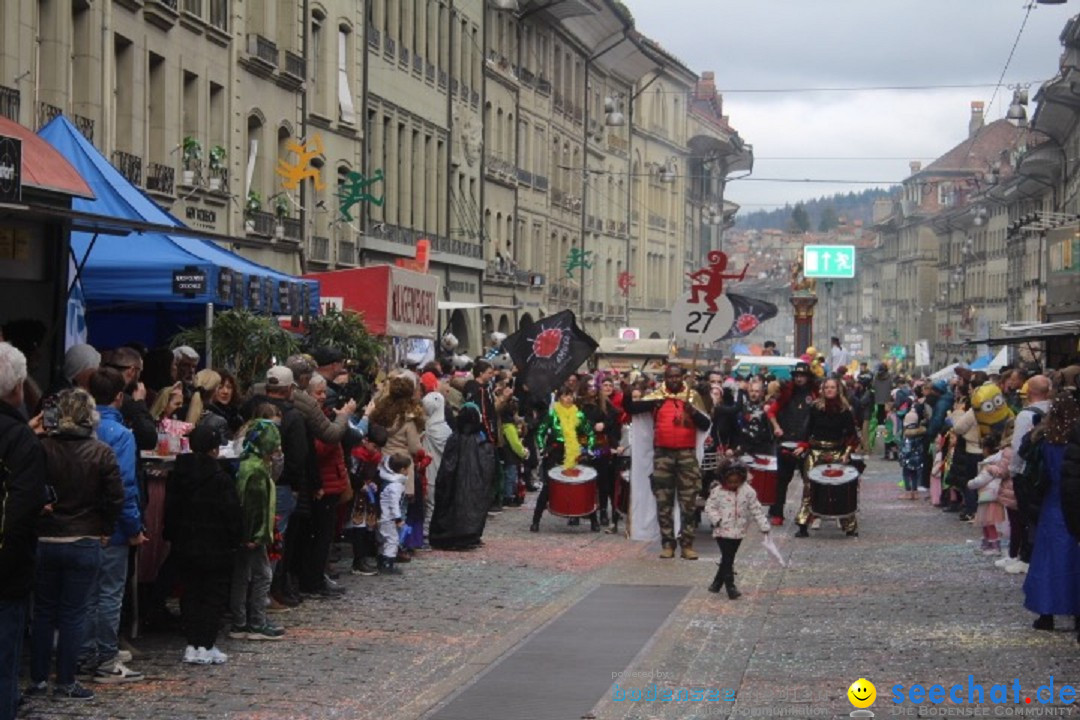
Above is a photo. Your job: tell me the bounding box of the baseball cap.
[792,362,812,376]
[266,366,297,388]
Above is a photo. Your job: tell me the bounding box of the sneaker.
[228,625,251,639]
[182,645,210,665]
[24,681,48,697]
[1005,559,1029,574]
[267,597,294,613]
[56,682,95,700]
[116,650,133,664]
[994,556,1013,569]
[205,646,228,665]
[246,624,285,641]
[93,660,144,684]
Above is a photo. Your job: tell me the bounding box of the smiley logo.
[848,678,876,709]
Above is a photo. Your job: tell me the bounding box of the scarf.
[553,403,581,470]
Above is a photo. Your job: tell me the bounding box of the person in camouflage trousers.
[626,365,711,559]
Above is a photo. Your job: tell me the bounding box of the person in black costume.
[428,403,496,550]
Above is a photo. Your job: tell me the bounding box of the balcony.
[145,162,174,195]
[485,154,516,183]
[0,85,19,122]
[284,51,305,82]
[399,46,409,66]
[516,168,533,185]
[430,234,483,259]
[280,216,302,243]
[520,67,535,87]
[537,77,551,95]
[36,102,63,130]
[145,0,179,30]
[534,175,549,191]
[310,235,330,262]
[426,62,435,83]
[438,70,447,90]
[246,34,278,68]
[248,210,276,237]
[112,151,142,186]
[648,213,667,230]
[553,90,563,111]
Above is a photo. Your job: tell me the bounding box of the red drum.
[739,454,778,505]
[779,441,801,458]
[547,465,599,517]
[807,464,859,518]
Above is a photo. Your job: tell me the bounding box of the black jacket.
[0,401,48,600]
[164,452,243,565]
[39,431,123,540]
[121,394,158,451]
[1061,421,1080,540]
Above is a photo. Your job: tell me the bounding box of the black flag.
[503,310,598,403]
[720,293,780,340]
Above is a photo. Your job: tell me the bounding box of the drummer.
[793,377,861,537]
[766,361,817,526]
[530,384,598,532]
[732,379,774,458]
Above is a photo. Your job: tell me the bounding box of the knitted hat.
[63,344,101,381]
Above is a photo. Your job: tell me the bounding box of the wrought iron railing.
[145,162,174,194]
[111,150,143,185]
[386,37,396,57]
[438,70,447,89]
[280,216,302,242]
[247,34,278,66]
[426,62,435,82]
[534,175,548,191]
[537,77,551,94]
[37,102,63,130]
[412,53,423,73]
[72,113,94,142]
[337,239,357,265]
[284,50,305,79]
[249,210,275,236]
[0,85,19,121]
[520,67,535,87]
[516,168,533,185]
[310,235,329,262]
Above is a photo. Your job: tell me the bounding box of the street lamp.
[1006,85,1029,128]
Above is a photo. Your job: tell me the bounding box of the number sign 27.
[685,312,717,334]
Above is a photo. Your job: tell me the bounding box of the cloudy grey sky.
[620,0,1076,211]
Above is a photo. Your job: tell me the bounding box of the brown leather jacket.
[39,431,124,539]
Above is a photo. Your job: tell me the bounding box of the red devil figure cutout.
[687,251,748,312]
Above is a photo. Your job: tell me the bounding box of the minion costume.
[972,384,1015,438]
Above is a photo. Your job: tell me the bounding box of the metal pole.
[579,59,590,326]
[825,280,833,365]
[205,302,214,369]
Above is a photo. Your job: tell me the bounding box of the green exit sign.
[803,245,856,279]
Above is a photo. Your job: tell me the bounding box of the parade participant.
[429,404,496,550]
[704,462,771,598]
[829,337,850,376]
[531,385,598,532]
[765,362,817,526]
[625,365,711,559]
[582,379,622,527]
[733,379,774,457]
[794,377,861,537]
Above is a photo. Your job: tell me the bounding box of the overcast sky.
[620,0,1077,211]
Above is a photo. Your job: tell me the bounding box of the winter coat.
[422,392,452,490]
[96,405,142,545]
[384,416,422,495]
[968,448,1011,503]
[234,421,280,546]
[39,430,124,540]
[164,452,243,564]
[428,406,495,549]
[704,482,770,539]
[314,435,349,496]
[0,401,48,600]
[1058,421,1080,539]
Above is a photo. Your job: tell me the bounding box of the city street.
[22,457,1080,720]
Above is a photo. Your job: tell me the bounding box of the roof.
[0,115,93,199]
[914,119,1026,178]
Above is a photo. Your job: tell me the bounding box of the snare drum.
[807,464,859,518]
[779,441,801,458]
[739,454,778,505]
[547,465,599,517]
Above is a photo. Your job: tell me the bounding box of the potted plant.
[181,136,202,185]
[207,145,226,191]
[273,194,289,239]
[244,190,261,233]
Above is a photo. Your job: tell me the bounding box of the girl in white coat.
[704,463,771,599]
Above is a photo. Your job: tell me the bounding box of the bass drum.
[807,464,859,518]
[547,465,599,518]
[740,454,778,506]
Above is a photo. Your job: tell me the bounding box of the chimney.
[909,161,922,176]
[969,101,985,137]
[696,71,717,102]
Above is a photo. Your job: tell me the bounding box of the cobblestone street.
[21,458,1080,720]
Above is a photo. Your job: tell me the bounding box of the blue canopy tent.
[38,116,318,347]
[969,354,995,371]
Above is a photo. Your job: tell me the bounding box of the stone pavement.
[20,458,1080,720]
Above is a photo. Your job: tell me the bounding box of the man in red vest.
[626,365,711,559]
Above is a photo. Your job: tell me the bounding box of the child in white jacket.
[704,462,771,599]
[378,453,413,573]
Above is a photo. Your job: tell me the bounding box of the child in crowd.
[881,400,899,460]
[898,400,926,501]
[378,453,413,573]
[968,433,1010,557]
[165,425,242,665]
[229,420,285,641]
[703,462,770,600]
[347,424,388,576]
[499,399,527,507]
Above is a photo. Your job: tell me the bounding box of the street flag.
[503,310,598,403]
[720,293,780,340]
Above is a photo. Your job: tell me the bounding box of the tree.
[303,307,384,374]
[172,310,300,393]
[818,205,839,232]
[791,203,810,233]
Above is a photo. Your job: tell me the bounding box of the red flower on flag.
[735,313,759,334]
[533,328,563,358]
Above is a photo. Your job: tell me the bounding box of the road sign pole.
[825,280,833,363]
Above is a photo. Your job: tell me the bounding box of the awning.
[0,115,93,199]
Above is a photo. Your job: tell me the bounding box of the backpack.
[1014,407,1047,520]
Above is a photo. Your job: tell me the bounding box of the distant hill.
[735,187,899,232]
